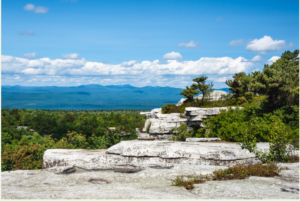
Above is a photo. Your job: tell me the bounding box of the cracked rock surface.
[42,141,268,169]
[2,163,299,199]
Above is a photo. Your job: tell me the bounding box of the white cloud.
[251,55,263,62]
[229,39,244,46]
[177,41,199,48]
[23,4,49,14]
[163,52,182,59]
[34,6,49,14]
[23,4,35,10]
[267,56,280,65]
[23,52,36,59]
[61,53,80,59]
[2,55,255,77]
[18,30,35,35]
[246,36,293,54]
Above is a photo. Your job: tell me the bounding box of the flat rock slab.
[2,163,299,199]
[42,141,273,169]
[186,138,222,142]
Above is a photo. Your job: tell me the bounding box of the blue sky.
[1,0,299,88]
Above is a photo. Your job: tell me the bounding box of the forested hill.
[1,85,229,110]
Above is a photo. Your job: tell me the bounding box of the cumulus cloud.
[229,39,244,46]
[18,30,35,35]
[2,55,255,77]
[251,55,263,62]
[246,36,293,54]
[61,53,80,59]
[177,41,200,48]
[267,56,280,65]
[34,6,49,14]
[163,52,182,59]
[23,52,36,59]
[23,4,49,14]
[23,4,35,10]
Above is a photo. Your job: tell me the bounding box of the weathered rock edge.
[42,141,270,169]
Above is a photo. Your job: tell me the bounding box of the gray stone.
[42,141,269,170]
[176,98,187,106]
[2,162,299,199]
[196,90,229,101]
[186,138,222,142]
[176,90,230,106]
[140,106,242,135]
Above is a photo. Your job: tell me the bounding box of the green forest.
[1,49,299,171]
[1,109,146,171]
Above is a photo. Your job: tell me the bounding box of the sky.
[1,0,299,88]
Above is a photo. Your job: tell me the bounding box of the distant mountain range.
[1,85,230,110]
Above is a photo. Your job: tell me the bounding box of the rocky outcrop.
[41,141,279,170]
[138,106,240,140]
[2,144,299,199]
[176,90,229,106]
[186,138,222,142]
[196,90,229,101]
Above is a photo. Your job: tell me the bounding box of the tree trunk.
[201,92,205,107]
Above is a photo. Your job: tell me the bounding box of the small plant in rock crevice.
[172,175,206,190]
[172,162,284,190]
[146,121,152,133]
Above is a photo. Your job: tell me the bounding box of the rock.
[176,90,230,106]
[140,108,162,119]
[185,107,241,127]
[176,98,187,106]
[140,112,187,140]
[139,106,242,136]
[42,141,269,170]
[2,162,299,199]
[16,126,28,130]
[196,90,229,101]
[186,138,222,142]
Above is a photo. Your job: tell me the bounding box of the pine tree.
[191,76,214,106]
[250,50,299,109]
[180,86,199,102]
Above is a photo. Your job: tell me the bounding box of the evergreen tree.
[250,50,299,109]
[225,72,251,98]
[191,76,214,106]
[180,86,199,102]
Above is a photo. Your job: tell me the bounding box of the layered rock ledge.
[2,140,299,199]
[139,106,241,140]
[41,141,274,170]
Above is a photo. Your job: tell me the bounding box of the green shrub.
[170,123,191,141]
[245,92,254,103]
[172,162,282,190]
[146,121,152,133]
[237,96,247,105]
[162,103,171,114]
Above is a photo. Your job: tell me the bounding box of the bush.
[146,121,152,133]
[162,104,171,114]
[170,123,191,141]
[237,96,247,105]
[245,92,254,103]
[172,162,282,190]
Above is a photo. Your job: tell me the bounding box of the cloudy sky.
[1,0,299,88]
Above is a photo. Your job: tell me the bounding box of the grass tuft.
[172,162,283,190]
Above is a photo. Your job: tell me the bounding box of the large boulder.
[41,141,275,169]
[196,90,229,101]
